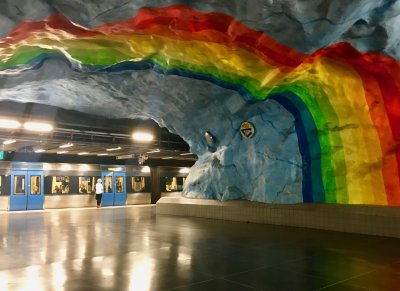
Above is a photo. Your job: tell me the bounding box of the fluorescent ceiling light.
[106,146,121,151]
[179,153,192,156]
[146,149,160,154]
[61,164,71,171]
[34,149,46,153]
[3,139,16,145]
[179,168,190,174]
[59,143,73,148]
[78,152,89,155]
[97,153,108,156]
[0,119,20,129]
[141,166,151,173]
[132,132,153,142]
[162,157,173,160]
[24,121,53,132]
[57,151,68,154]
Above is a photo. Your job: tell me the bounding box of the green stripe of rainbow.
[0,5,399,205]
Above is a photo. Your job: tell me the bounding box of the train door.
[101,171,126,206]
[102,171,114,207]
[10,170,44,211]
[113,172,126,206]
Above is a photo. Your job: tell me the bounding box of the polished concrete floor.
[0,205,399,291]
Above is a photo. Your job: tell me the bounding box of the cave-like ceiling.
[0,1,399,206]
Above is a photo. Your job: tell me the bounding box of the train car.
[0,162,190,211]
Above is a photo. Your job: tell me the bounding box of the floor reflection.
[0,205,399,290]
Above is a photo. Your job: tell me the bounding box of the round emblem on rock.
[240,122,255,139]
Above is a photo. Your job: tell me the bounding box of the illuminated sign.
[107,167,123,171]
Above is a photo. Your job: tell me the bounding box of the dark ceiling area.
[0,101,197,166]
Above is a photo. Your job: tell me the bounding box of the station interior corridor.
[0,205,399,291]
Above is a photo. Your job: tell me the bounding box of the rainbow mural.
[0,5,399,206]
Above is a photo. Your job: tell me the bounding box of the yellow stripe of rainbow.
[0,5,399,205]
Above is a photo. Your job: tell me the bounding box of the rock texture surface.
[1,0,398,59]
[0,58,303,203]
[0,1,399,204]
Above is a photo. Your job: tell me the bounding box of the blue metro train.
[0,162,189,211]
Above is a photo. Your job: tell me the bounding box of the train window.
[79,176,94,194]
[164,177,177,192]
[132,177,145,192]
[30,176,40,195]
[51,176,70,194]
[116,176,124,193]
[14,175,25,195]
[164,177,184,192]
[104,176,113,193]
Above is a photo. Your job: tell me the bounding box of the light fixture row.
[34,147,140,155]
[4,139,192,158]
[55,151,109,156]
[43,163,150,172]
[36,150,111,156]
[43,164,190,175]
[0,117,156,141]
[0,118,185,157]
[0,118,54,132]
[3,140,120,155]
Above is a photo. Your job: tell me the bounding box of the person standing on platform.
[95,178,104,208]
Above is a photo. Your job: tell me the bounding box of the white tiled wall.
[156,197,400,238]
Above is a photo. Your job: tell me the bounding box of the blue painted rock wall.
[0,0,399,204]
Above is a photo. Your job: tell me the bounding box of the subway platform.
[0,205,399,290]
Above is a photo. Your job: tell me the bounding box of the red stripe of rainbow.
[0,5,399,205]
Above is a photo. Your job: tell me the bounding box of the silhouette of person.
[95,179,104,208]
